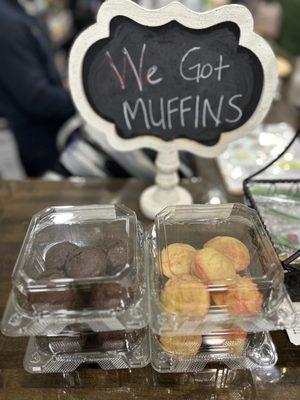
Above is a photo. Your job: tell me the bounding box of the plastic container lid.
[148,203,297,335]
[1,205,148,336]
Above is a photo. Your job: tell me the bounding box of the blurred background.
[0,0,299,190]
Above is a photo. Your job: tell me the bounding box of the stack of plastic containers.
[1,203,298,374]
[148,203,297,373]
[1,205,150,373]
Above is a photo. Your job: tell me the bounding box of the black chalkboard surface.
[83,16,264,146]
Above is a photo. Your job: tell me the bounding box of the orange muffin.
[160,274,210,318]
[204,328,247,355]
[159,335,202,357]
[212,276,263,314]
[161,243,196,278]
[192,247,236,285]
[225,329,247,355]
[204,236,250,272]
[211,290,227,308]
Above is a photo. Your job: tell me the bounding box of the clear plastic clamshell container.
[148,203,297,336]
[24,327,150,373]
[1,205,147,336]
[151,330,277,373]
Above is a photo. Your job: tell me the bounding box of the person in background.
[68,0,96,35]
[0,0,75,177]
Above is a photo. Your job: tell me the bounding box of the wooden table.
[0,179,299,400]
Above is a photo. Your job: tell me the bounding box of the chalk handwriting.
[106,44,163,92]
[180,47,230,83]
[122,94,243,132]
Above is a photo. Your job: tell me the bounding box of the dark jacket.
[0,0,75,176]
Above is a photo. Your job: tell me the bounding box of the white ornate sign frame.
[69,0,278,218]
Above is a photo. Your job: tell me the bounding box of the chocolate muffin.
[65,246,107,279]
[97,331,127,351]
[97,330,140,352]
[38,269,66,282]
[107,240,129,275]
[90,282,130,310]
[24,261,41,280]
[101,232,128,253]
[36,334,86,354]
[27,287,79,310]
[44,242,79,272]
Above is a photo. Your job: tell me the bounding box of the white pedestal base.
[140,185,193,219]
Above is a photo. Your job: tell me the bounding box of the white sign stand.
[140,150,193,218]
[69,0,278,219]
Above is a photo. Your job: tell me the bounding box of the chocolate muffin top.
[65,246,107,279]
[90,282,130,310]
[101,232,128,253]
[28,288,79,309]
[38,269,66,281]
[107,240,129,275]
[44,242,79,272]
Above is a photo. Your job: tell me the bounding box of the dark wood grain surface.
[0,178,299,400]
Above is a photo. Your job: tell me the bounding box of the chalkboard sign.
[69,0,277,157]
[83,18,263,147]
